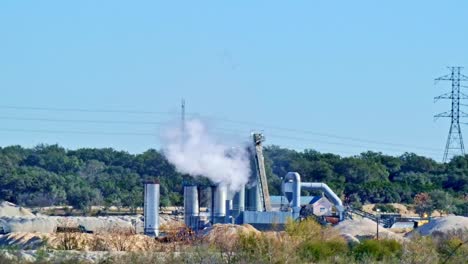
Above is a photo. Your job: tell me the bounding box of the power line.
[0,126,440,157]
[0,104,441,153]
[215,128,442,156]
[0,128,156,136]
[0,114,441,153]
[0,116,168,125]
[190,115,442,152]
[0,105,174,115]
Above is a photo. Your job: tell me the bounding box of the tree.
[429,190,454,215]
[414,193,433,217]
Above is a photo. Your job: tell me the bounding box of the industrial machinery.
[142,133,346,236]
[251,133,272,212]
[180,134,345,231]
[56,225,93,234]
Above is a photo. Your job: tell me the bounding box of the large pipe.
[144,182,160,237]
[282,172,345,221]
[184,186,199,230]
[300,182,345,220]
[300,183,343,207]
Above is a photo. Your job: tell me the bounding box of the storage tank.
[184,185,199,230]
[212,184,227,223]
[225,199,233,223]
[144,182,160,237]
[245,184,262,211]
[232,186,245,216]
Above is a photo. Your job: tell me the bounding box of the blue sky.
[1,0,468,160]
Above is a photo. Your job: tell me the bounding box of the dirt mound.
[52,216,133,233]
[0,202,34,217]
[361,203,445,217]
[0,217,57,233]
[202,224,259,243]
[335,218,402,241]
[412,216,468,236]
[1,232,161,252]
[46,233,160,251]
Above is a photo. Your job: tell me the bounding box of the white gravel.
[0,202,35,217]
[413,215,468,236]
[334,218,402,241]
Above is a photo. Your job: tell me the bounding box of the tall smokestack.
[144,181,160,237]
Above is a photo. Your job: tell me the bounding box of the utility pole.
[376,209,380,240]
[181,99,186,136]
[434,67,468,162]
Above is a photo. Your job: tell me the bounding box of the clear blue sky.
[1,0,467,161]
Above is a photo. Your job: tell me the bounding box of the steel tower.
[434,67,468,162]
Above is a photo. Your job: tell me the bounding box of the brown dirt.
[361,203,444,217]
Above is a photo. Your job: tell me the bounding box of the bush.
[285,218,322,242]
[373,204,398,213]
[352,239,402,261]
[298,240,348,262]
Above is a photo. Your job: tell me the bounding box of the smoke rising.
[161,119,251,192]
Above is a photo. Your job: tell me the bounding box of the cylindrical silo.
[212,184,227,223]
[246,184,262,212]
[184,185,199,230]
[232,186,245,220]
[144,182,160,237]
[225,199,233,224]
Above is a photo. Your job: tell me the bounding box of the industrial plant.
[143,133,345,236]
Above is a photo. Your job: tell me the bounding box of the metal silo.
[144,182,160,237]
[232,186,245,220]
[212,184,227,223]
[184,185,199,230]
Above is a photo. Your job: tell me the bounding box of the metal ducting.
[300,182,344,220]
[144,182,160,237]
[282,172,301,218]
[282,172,345,221]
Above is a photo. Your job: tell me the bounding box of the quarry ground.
[1,201,468,263]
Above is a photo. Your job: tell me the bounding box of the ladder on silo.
[253,133,272,211]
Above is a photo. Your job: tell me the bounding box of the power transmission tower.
[434,66,468,162]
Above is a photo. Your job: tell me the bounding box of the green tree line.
[0,144,466,215]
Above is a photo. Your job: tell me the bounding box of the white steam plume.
[161,119,251,192]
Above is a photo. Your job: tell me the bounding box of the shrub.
[298,240,348,262]
[352,239,402,261]
[373,204,398,213]
[285,218,322,243]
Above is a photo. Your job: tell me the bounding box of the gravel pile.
[0,202,35,217]
[412,215,468,236]
[0,217,57,233]
[202,224,259,243]
[334,218,403,241]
